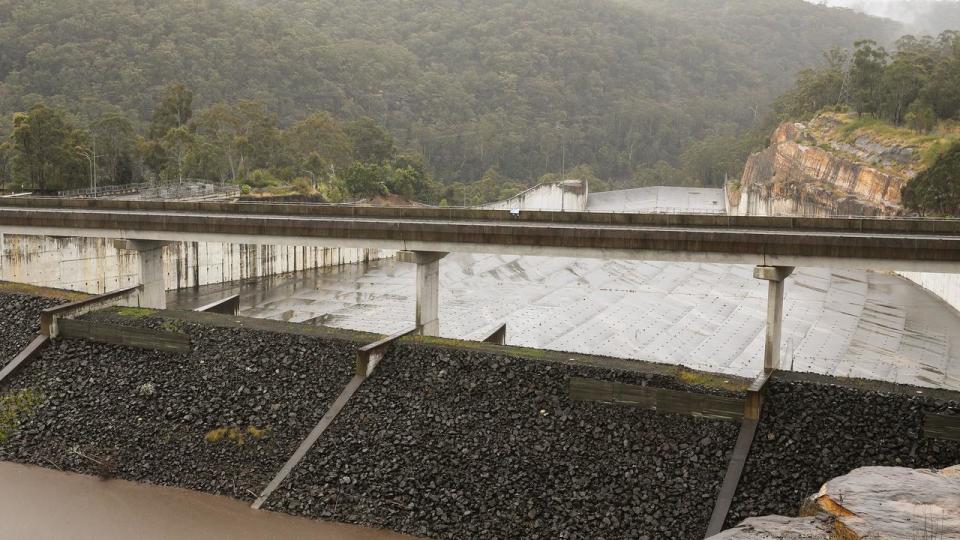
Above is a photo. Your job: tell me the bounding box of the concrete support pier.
[397,250,448,336]
[116,240,168,309]
[753,265,794,372]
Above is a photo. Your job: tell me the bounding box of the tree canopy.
[0,0,899,195]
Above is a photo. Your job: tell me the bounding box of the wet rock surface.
[709,515,832,539]
[816,465,960,539]
[0,319,355,500]
[268,343,741,540]
[0,292,63,365]
[727,379,960,526]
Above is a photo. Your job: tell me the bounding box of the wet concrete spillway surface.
[170,253,960,391]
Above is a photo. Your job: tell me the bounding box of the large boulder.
[713,464,960,539]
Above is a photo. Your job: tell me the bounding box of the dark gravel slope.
[0,322,355,500]
[269,344,741,540]
[727,379,960,525]
[0,292,63,364]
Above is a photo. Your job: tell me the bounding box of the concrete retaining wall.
[483,179,588,211]
[895,271,960,313]
[0,234,387,294]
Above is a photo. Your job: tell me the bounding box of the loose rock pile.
[269,344,741,539]
[0,292,63,364]
[0,320,355,500]
[727,379,960,526]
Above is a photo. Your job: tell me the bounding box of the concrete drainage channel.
[0,290,959,539]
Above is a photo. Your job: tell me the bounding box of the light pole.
[76,147,94,196]
[76,145,101,197]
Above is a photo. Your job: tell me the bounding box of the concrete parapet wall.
[0,233,388,294]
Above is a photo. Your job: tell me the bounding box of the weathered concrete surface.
[588,185,725,214]
[482,179,587,211]
[171,254,960,390]
[0,232,385,294]
[897,270,960,314]
[816,465,960,539]
[0,461,417,540]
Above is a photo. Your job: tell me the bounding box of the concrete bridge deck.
[2,198,960,272]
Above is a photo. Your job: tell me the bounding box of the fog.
[814,0,960,33]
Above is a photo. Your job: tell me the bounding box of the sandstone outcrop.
[729,116,910,217]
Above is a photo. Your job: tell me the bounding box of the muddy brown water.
[0,461,416,540]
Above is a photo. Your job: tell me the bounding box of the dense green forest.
[775,31,960,127]
[0,0,899,200]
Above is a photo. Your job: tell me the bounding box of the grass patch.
[204,426,269,446]
[0,281,87,302]
[675,367,748,392]
[160,319,184,332]
[0,388,43,443]
[117,307,155,318]
[821,112,960,169]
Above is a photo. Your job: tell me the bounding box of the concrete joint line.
[253,329,413,510]
[0,335,50,386]
[704,370,772,538]
[252,374,365,510]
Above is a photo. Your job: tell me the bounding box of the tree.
[161,126,194,183]
[850,40,888,116]
[346,117,395,164]
[0,140,12,191]
[8,104,89,191]
[341,163,387,199]
[149,84,194,139]
[192,100,280,182]
[91,113,136,184]
[902,142,960,216]
[283,112,353,172]
[774,47,849,121]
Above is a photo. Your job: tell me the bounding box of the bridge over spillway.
[3,197,960,373]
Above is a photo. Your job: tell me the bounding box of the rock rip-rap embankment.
[268,343,742,539]
[0,292,63,365]
[0,315,355,500]
[727,379,960,526]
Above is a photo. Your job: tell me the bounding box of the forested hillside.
[0,0,898,198]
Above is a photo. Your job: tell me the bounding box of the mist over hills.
[0,0,899,187]
[814,0,960,34]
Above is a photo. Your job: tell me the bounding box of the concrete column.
[116,240,168,309]
[753,265,794,373]
[397,250,448,336]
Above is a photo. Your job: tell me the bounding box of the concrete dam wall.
[0,233,387,294]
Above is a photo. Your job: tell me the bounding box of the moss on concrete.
[0,282,87,302]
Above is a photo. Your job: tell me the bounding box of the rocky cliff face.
[729,116,910,217]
